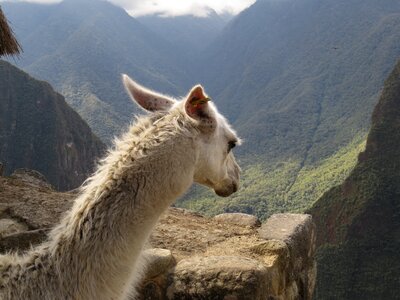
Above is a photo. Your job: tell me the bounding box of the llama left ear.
[185,85,212,120]
[122,74,175,112]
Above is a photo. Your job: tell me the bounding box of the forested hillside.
[308,59,400,299]
[0,60,105,190]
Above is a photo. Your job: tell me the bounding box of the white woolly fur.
[0,76,240,300]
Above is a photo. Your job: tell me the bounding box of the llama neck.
[47,132,196,299]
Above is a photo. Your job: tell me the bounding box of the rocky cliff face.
[0,60,105,190]
[0,170,317,300]
[309,60,400,299]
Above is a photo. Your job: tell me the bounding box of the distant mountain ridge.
[1,0,190,142]
[308,59,400,299]
[0,60,105,190]
[137,10,228,60]
[2,0,400,218]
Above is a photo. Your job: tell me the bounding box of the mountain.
[1,0,188,142]
[137,10,228,61]
[177,0,400,219]
[308,59,400,299]
[0,60,105,190]
[3,0,400,220]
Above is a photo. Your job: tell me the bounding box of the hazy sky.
[0,0,257,17]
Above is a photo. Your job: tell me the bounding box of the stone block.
[258,213,316,300]
[213,213,261,227]
[167,256,268,300]
[144,248,175,279]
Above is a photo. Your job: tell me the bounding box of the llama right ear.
[185,85,212,120]
[184,85,217,132]
[122,74,175,112]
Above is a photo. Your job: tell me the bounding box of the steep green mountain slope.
[0,60,105,190]
[308,59,400,299]
[177,0,400,219]
[2,0,188,142]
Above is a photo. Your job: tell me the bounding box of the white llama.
[0,74,241,300]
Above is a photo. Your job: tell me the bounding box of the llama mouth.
[215,189,233,197]
[214,183,238,197]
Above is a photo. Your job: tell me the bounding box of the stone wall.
[138,213,316,300]
[0,170,316,300]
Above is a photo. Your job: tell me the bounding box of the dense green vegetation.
[309,60,400,299]
[3,0,400,218]
[0,60,105,190]
[178,135,366,220]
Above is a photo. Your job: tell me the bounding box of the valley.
[2,0,400,218]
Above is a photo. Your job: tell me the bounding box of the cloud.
[110,0,256,17]
[0,0,256,17]
[0,0,61,3]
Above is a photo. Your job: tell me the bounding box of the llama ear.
[122,74,175,112]
[184,85,212,120]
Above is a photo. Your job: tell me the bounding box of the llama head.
[122,74,241,197]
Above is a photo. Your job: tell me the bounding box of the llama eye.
[228,141,236,152]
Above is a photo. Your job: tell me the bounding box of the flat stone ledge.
[213,213,261,227]
[258,213,316,264]
[258,213,313,242]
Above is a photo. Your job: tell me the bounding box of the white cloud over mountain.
[111,0,256,17]
[0,0,256,17]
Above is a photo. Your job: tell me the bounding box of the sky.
[0,0,257,17]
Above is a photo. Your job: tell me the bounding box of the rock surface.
[0,229,49,253]
[0,171,317,299]
[213,213,261,227]
[167,256,268,300]
[0,173,73,231]
[0,60,105,191]
[144,248,175,279]
[258,214,316,300]
[11,168,54,190]
[0,218,28,237]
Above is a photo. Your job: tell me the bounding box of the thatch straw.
[0,6,22,57]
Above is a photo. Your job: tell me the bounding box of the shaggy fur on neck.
[0,108,200,300]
